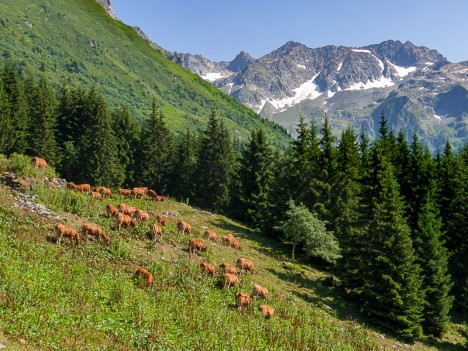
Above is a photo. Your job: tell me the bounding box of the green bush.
[7,153,57,179]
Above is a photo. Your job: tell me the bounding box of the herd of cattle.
[52,183,275,319]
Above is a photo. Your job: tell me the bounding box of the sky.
[111,0,468,63]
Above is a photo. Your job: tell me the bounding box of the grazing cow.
[118,203,138,216]
[115,212,136,230]
[258,305,274,319]
[133,209,150,223]
[200,262,215,277]
[223,273,241,289]
[237,258,254,275]
[100,187,113,198]
[106,204,118,218]
[93,186,105,193]
[54,223,80,245]
[188,238,206,255]
[235,292,252,311]
[91,191,102,201]
[156,214,167,226]
[219,262,237,275]
[229,237,243,251]
[118,189,132,197]
[222,233,235,245]
[177,220,191,235]
[81,223,109,242]
[66,182,78,190]
[150,223,162,240]
[133,187,148,199]
[204,230,218,243]
[147,189,158,200]
[76,184,91,194]
[252,284,269,300]
[156,195,165,202]
[133,267,153,287]
[31,156,48,169]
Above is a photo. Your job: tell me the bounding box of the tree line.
[0,65,466,340]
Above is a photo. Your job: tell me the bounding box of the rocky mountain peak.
[96,0,116,19]
[227,51,255,72]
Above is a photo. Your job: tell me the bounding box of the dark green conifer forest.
[0,65,466,340]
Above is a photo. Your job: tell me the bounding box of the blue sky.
[111,0,468,63]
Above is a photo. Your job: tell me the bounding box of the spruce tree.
[170,129,198,201]
[0,77,12,155]
[359,146,424,339]
[28,77,60,166]
[112,105,140,187]
[140,101,173,192]
[81,89,124,187]
[194,110,235,212]
[235,128,275,232]
[1,64,29,154]
[414,189,453,336]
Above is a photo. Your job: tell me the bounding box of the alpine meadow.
[0,0,467,350]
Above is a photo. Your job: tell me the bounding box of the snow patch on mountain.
[345,76,395,91]
[387,61,417,77]
[200,72,231,82]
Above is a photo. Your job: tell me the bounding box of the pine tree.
[169,129,198,201]
[235,128,275,232]
[28,77,60,166]
[112,105,140,186]
[359,146,424,339]
[140,101,174,192]
[193,110,235,211]
[81,89,124,187]
[1,64,29,154]
[413,189,453,336]
[0,77,12,154]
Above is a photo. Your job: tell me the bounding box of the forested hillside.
[0,0,289,146]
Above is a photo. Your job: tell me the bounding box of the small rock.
[0,342,5,349]
[379,334,385,339]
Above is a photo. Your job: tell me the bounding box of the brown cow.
[252,284,269,300]
[147,189,158,200]
[66,182,78,190]
[222,233,235,246]
[118,203,138,216]
[156,214,167,226]
[150,223,162,241]
[76,184,91,194]
[156,195,165,202]
[177,220,191,235]
[55,223,80,245]
[133,267,153,287]
[106,204,118,218]
[91,191,102,201]
[93,186,105,193]
[188,238,206,255]
[223,273,241,289]
[115,212,136,230]
[118,189,132,197]
[235,292,252,311]
[133,187,148,199]
[31,156,48,169]
[100,187,113,198]
[200,262,215,277]
[237,258,254,275]
[258,305,274,319]
[229,237,243,251]
[219,262,237,275]
[204,230,218,243]
[133,209,150,223]
[81,223,109,242]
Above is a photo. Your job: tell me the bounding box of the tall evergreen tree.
[413,188,453,336]
[140,101,173,192]
[194,110,235,212]
[358,146,424,339]
[0,77,12,155]
[1,64,29,154]
[28,77,60,165]
[234,128,275,232]
[81,89,123,186]
[112,105,140,186]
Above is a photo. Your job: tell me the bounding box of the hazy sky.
[111,0,468,63]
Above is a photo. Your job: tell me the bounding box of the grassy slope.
[0,0,289,147]
[0,176,466,350]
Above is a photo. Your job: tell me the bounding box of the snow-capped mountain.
[171,40,467,150]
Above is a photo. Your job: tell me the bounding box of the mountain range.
[169,40,468,150]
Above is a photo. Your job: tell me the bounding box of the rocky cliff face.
[96,0,116,19]
[172,40,467,150]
